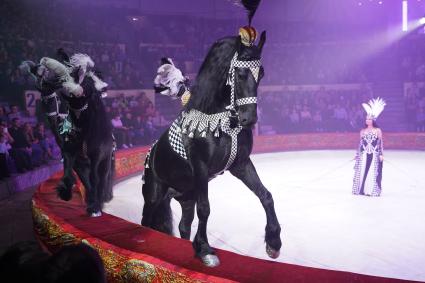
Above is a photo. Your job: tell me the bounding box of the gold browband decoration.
[239,26,258,46]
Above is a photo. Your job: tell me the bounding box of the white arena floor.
[104,150,425,281]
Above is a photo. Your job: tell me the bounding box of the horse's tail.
[142,161,173,235]
[151,196,173,235]
[102,150,115,203]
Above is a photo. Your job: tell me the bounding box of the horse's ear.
[257,30,266,54]
[56,48,70,63]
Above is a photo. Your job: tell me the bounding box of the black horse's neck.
[65,78,111,141]
[184,37,239,115]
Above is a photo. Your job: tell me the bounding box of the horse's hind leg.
[176,198,196,240]
[230,158,282,259]
[97,154,114,205]
[73,156,100,216]
[141,170,172,235]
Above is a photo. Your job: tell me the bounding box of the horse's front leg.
[192,176,220,267]
[230,158,282,259]
[176,198,196,240]
[56,150,76,201]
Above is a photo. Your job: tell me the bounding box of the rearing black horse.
[142,33,282,267]
[20,56,114,216]
[58,73,115,216]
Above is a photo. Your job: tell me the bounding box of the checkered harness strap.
[226,52,261,111]
[41,92,60,117]
[69,103,88,119]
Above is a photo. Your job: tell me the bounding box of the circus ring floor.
[32,133,425,283]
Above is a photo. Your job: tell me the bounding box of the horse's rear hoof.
[201,254,220,267]
[56,186,72,201]
[266,244,280,259]
[90,211,102,217]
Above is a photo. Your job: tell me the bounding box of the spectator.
[289,108,300,132]
[121,111,135,144]
[34,123,55,161]
[312,110,323,132]
[111,113,131,149]
[133,114,147,145]
[8,118,33,172]
[151,109,170,136]
[416,106,425,132]
[0,106,9,123]
[7,105,23,121]
[23,122,43,166]
[299,105,312,131]
[333,103,348,132]
[0,119,14,144]
[0,132,11,180]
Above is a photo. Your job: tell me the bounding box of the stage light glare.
[419,17,425,25]
[402,1,408,31]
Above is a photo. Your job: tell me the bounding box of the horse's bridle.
[69,103,88,119]
[41,92,60,117]
[226,52,261,112]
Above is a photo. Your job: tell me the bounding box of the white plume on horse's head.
[39,57,83,97]
[87,71,108,92]
[69,53,95,69]
[154,61,186,98]
[69,53,95,83]
[39,57,70,80]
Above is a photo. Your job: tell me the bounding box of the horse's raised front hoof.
[56,185,73,201]
[201,254,220,267]
[90,211,102,217]
[266,244,280,259]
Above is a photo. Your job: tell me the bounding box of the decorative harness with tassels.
[167,51,261,172]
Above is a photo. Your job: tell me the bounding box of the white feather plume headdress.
[362,97,386,120]
[39,57,84,97]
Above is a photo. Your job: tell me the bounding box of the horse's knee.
[196,203,210,219]
[261,190,274,206]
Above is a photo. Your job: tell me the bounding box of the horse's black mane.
[184,36,239,114]
[80,76,111,142]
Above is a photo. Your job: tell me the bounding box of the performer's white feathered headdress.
[362,97,386,120]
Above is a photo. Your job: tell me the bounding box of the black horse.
[20,60,64,148]
[20,60,77,192]
[142,33,282,267]
[20,56,114,216]
[57,73,115,216]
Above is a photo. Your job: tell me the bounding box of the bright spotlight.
[402,1,408,31]
[419,17,425,25]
